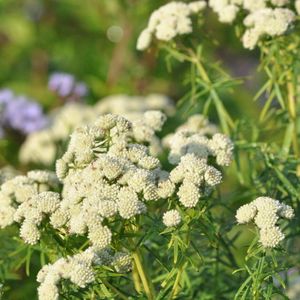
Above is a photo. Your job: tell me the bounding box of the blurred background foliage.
[0,0,260,109]
[0,0,175,104]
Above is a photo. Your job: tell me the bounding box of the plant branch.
[132,250,156,300]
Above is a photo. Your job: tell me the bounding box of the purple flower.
[0,89,49,136]
[0,89,14,105]
[74,82,88,98]
[0,89,13,138]
[48,72,88,100]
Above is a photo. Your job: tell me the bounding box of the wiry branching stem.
[132,250,155,300]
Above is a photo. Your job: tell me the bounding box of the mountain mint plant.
[1,0,300,299]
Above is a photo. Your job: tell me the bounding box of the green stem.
[132,262,143,294]
[190,56,234,135]
[214,243,220,298]
[287,76,300,175]
[252,253,265,300]
[168,263,186,300]
[132,250,155,300]
[101,279,129,300]
[161,44,234,135]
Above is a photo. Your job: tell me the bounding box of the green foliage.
[0,1,300,300]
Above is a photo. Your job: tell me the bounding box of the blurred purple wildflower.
[0,89,49,136]
[48,72,88,100]
[0,89,14,138]
[0,89,14,105]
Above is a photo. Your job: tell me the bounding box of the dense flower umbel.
[1,113,232,241]
[37,247,132,300]
[163,209,181,227]
[209,0,242,24]
[20,94,175,166]
[236,197,294,248]
[138,1,297,50]
[0,112,234,299]
[242,8,295,49]
[52,113,174,249]
[163,114,231,165]
[163,114,233,209]
[0,171,59,243]
[209,0,296,49]
[137,1,206,50]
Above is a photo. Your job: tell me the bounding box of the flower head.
[163,209,182,227]
[236,196,294,248]
[0,89,48,136]
[48,72,88,100]
[242,8,295,49]
[137,1,206,50]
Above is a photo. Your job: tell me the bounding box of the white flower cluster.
[0,171,59,244]
[236,196,294,248]
[242,8,295,49]
[209,0,242,24]
[37,247,132,300]
[95,95,175,156]
[20,94,175,166]
[0,112,236,297]
[164,114,233,208]
[19,131,57,166]
[163,209,181,227]
[209,1,295,49]
[139,1,297,50]
[165,116,233,166]
[137,1,206,50]
[208,0,296,49]
[165,114,219,141]
[163,114,218,154]
[53,113,175,249]
[131,110,167,155]
[244,0,290,12]
[170,153,223,208]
